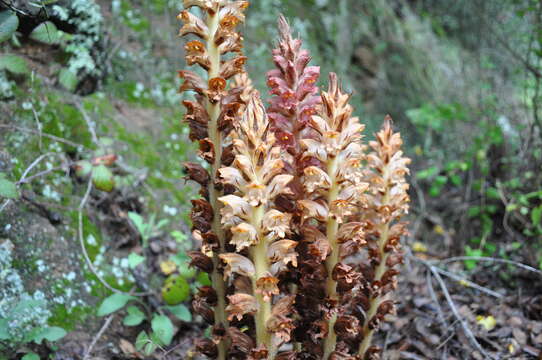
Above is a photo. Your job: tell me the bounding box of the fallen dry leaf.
[160,260,177,275]
[476,315,497,331]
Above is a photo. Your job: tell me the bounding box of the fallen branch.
[433,267,503,299]
[83,314,114,360]
[78,179,148,297]
[439,256,542,276]
[0,124,89,150]
[409,251,498,360]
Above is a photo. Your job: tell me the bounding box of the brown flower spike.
[358,117,410,359]
[178,1,249,359]
[298,73,368,358]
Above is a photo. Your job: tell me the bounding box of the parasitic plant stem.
[205,9,228,359]
[323,156,339,359]
[249,201,274,356]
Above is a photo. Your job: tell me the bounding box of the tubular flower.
[358,116,410,360]
[178,1,249,359]
[297,73,368,358]
[218,94,297,357]
[267,15,321,177]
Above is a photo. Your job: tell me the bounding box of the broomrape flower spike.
[218,94,296,358]
[178,1,248,359]
[177,5,410,359]
[298,73,368,359]
[357,116,410,360]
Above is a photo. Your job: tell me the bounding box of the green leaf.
[0,54,29,75]
[0,174,18,199]
[22,353,40,360]
[32,326,67,344]
[128,252,145,269]
[58,68,78,91]
[464,246,483,270]
[531,206,542,226]
[92,164,115,192]
[170,252,196,279]
[135,331,157,356]
[0,10,19,43]
[467,206,481,218]
[162,275,190,305]
[416,166,439,180]
[30,21,61,44]
[151,314,174,346]
[123,306,145,327]
[135,331,150,350]
[196,272,211,286]
[166,304,192,322]
[74,160,92,178]
[128,212,146,238]
[171,230,188,243]
[486,187,500,200]
[97,293,135,316]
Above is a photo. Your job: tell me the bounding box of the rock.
[0,200,100,349]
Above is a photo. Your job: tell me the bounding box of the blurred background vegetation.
[0,0,541,358]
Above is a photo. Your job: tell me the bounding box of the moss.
[69,212,103,261]
[48,304,92,331]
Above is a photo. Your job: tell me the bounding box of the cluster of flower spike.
[178,1,410,359]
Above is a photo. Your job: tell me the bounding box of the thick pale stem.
[249,205,274,358]
[205,9,228,360]
[358,169,391,359]
[358,223,390,358]
[323,156,340,359]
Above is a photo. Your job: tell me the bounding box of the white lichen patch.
[0,241,52,343]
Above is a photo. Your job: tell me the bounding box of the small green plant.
[128,211,169,247]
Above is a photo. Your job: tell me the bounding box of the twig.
[17,165,68,185]
[78,180,148,297]
[426,270,448,327]
[0,124,88,150]
[439,256,542,276]
[19,153,54,181]
[73,102,99,145]
[0,0,30,16]
[31,106,43,150]
[429,267,497,360]
[409,251,498,360]
[83,314,114,360]
[0,153,64,214]
[433,268,503,299]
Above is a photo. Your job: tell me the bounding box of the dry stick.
[78,180,148,297]
[74,101,99,145]
[429,268,498,360]
[432,267,503,299]
[439,256,542,276]
[426,271,448,327]
[0,152,67,213]
[83,314,114,360]
[412,252,498,360]
[0,124,89,150]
